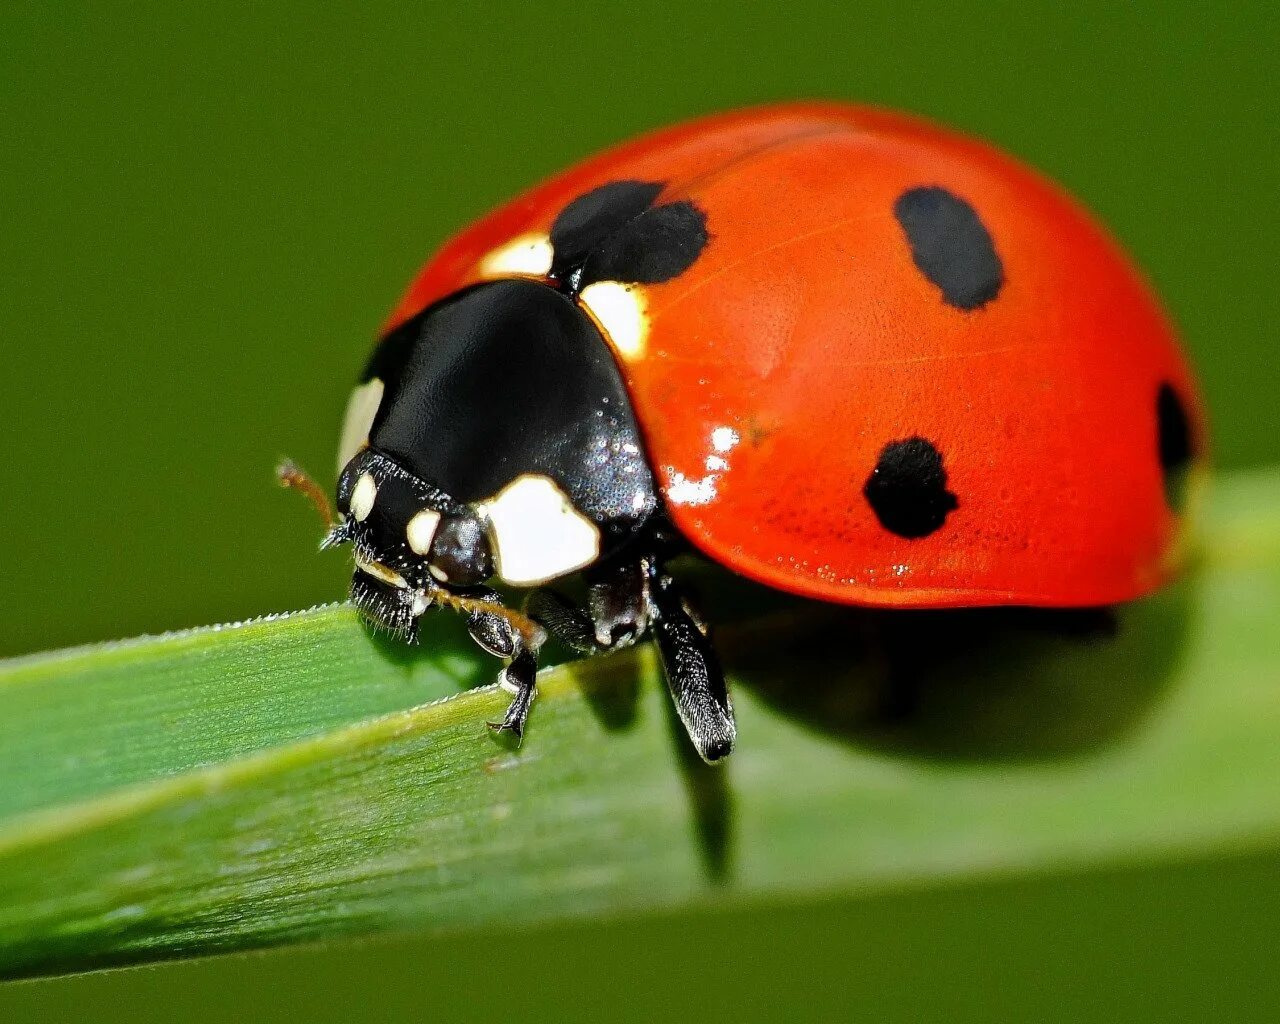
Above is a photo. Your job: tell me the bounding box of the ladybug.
[284,103,1204,763]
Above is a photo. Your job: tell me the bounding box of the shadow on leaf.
[727,579,1195,763]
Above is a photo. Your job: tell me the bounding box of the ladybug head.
[318,277,662,637]
[326,449,493,639]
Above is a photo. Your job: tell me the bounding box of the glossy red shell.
[385,103,1204,608]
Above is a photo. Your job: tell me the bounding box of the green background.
[1,1,1276,1019]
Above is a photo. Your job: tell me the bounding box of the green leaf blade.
[0,469,1278,979]
[0,607,489,819]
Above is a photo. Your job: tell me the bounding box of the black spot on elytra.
[863,437,959,539]
[1157,382,1195,510]
[551,181,662,272]
[894,186,1004,310]
[549,179,708,292]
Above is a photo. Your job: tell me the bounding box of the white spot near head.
[350,472,377,522]
[406,508,441,555]
[579,280,649,360]
[479,233,555,279]
[337,378,384,474]
[476,474,601,587]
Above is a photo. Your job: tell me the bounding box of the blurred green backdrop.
[1,0,1276,1019]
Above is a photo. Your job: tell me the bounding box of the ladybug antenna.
[432,589,547,650]
[277,458,339,531]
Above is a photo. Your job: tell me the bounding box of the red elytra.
[384,102,1205,609]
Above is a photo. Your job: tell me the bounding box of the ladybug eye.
[427,512,493,587]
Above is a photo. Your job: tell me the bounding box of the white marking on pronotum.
[579,280,649,360]
[337,378,385,473]
[350,472,378,522]
[478,233,555,279]
[476,474,601,587]
[405,508,442,555]
[665,425,742,508]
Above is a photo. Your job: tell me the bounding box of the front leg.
[491,648,538,740]
[526,559,735,763]
[525,559,648,656]
[461,573,641,744]
[458,586,543,742]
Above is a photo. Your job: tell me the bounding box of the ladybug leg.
[523,589,600,653]
[586,561,649,648]
[527,561,734,761]
[646,563,735,764]
[490,649,539,740]
[458,586,543,742]
[525,560,649,655]
[479,566,646,742]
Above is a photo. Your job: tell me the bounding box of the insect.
[282,103,1204,763]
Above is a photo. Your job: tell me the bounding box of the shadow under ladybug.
[724,582,1194,764]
